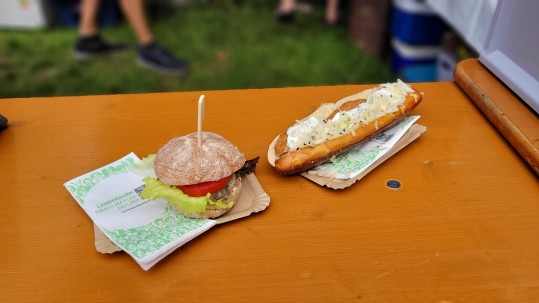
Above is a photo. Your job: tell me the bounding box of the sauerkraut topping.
[286,80,413,150]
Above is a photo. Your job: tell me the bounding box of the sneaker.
[274,10,296,22]
[137,42,189,76]
[74,35,128,60]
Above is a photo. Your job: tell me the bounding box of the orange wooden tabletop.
[455,58,539,175]
[0,82,538,302]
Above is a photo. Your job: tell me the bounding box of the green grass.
[0,1,395,98]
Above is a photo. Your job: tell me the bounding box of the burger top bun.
[154,132,246,186]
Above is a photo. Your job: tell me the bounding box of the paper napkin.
[307,116,421,179]
[64,153,218,271]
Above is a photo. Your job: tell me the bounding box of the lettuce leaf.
[129,154,157,178]
[140,177,230,215]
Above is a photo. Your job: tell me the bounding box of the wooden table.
[455,58,539,176]
[1,81,538,302]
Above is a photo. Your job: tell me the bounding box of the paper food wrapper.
[64,153,269,270]
[302,123,426,189]
[268,116,426,190]
[93,173,270,254]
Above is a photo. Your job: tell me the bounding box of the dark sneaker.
[137,42,189,76]
[74,35,128,60]
[274,10,296,22]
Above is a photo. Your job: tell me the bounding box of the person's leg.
[275,0,297,22]
[278,0,296,13]
[75,0,128,59]
[118,0,188,75]
[325,0,340,25]
[117,0,154,45]
[79,0,101,37]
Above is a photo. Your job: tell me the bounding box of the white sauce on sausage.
[286,80,414,150]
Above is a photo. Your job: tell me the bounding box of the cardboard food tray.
[94,173,270,254]
[268,124,427,190]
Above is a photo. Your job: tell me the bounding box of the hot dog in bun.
[134,132,258,219]
[268,80,422,175]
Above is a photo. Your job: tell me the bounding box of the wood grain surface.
[1,82,538,302]
[455,58,539,176]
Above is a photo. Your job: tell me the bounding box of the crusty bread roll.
[268,80,422,175]
[155,132,246,185]
[152,131,246,219]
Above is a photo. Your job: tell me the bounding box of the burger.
[134,132,258,219]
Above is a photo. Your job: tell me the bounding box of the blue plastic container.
[391,0,447,45]
[400,64,437,82]
[391,38,439,73]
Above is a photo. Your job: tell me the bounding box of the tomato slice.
[178,175,232,197]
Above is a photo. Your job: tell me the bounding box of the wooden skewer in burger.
[135,95,258,219]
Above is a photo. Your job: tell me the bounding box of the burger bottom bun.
[174,175,242,219]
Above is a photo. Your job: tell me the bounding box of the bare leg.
[118,0,154,45]
[77,0,188,74]
[325,0,340,25]
[75,0,129,59]
[278,0,296,13]
[79,0,102,36]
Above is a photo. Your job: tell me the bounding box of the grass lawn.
[0,1,395,98]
